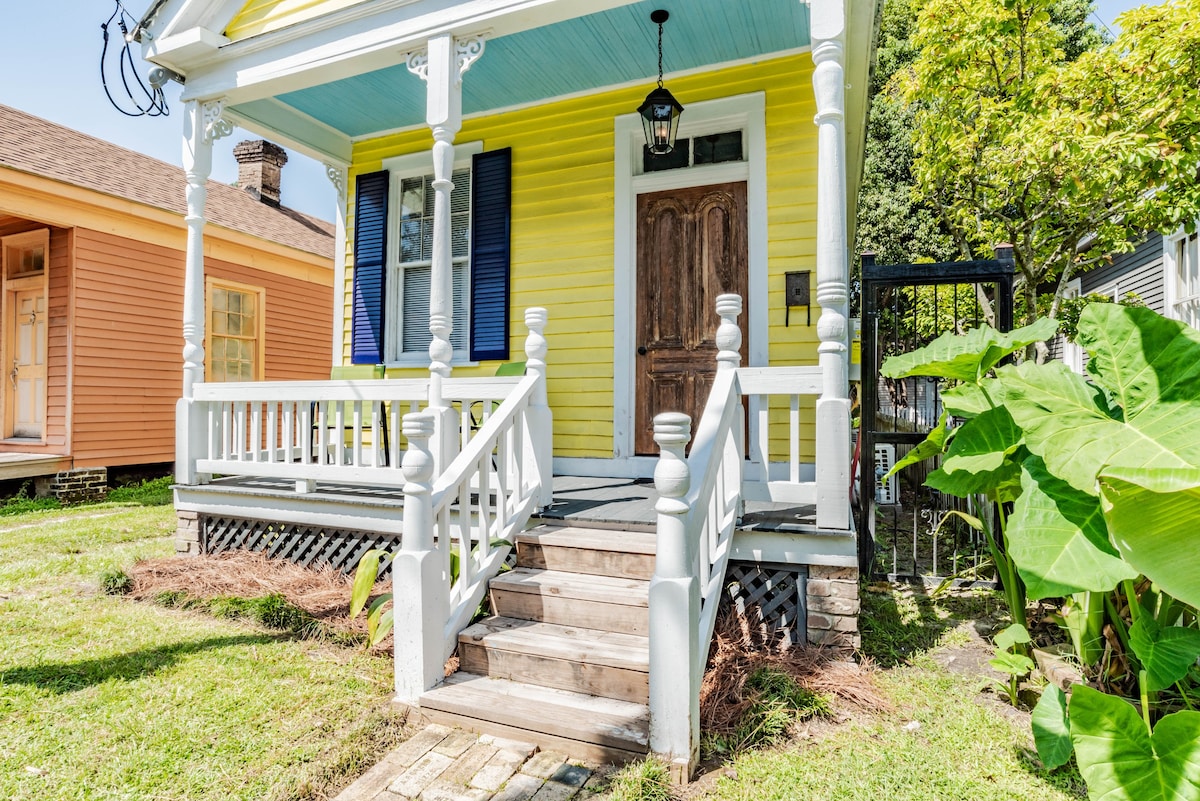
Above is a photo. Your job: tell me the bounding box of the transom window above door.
[643,130,744,173]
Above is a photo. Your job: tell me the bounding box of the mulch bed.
[126,550,378,641]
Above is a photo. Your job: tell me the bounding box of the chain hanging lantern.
[637,10,684,156]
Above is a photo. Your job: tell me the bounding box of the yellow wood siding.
[348,54,820,460]
[224,0,368,40]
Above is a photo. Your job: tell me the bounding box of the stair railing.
[649,294,745,781]
[390,308,552,703]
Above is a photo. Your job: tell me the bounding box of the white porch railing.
[648,294,850,778]
[391,308,553,701]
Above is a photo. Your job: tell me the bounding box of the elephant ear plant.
[882,304,1200,801]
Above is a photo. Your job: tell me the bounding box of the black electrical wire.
[100,0,170,117]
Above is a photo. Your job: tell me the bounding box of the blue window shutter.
[470,148,512,362]
[351,170,389,364]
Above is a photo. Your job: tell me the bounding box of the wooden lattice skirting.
[202,516,401,578]
[723,561,809,646]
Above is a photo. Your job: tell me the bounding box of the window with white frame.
[383,145,480,364]
[1167,231,1200,329]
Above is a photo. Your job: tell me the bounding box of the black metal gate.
[858,250,1014,584]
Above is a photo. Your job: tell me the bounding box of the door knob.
[637,346,647,356]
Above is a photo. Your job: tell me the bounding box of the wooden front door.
[634,181,748,455]
[5,287,47,439]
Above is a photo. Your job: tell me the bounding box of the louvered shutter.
[469,148,512,361]
[351,170,389,364]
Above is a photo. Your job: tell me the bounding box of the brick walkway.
[333,724,610,801]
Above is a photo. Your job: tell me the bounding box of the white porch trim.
[612,91,768,464]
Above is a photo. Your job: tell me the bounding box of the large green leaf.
[1100,473,1200,611]
[994,623,1032,652]
[350,548,386,619]
[1078,304,1200,419]
[1032,684,1073,771]
[885,411,950,480]
[1002,361,1200,495]
[1129,617,1200,693]
[925,406,1023,498]
[881,318,1058,382]
[941,377,1007,418]
[1006,457,1137,600]
[1069,685,1200,801]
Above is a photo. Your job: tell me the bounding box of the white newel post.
[408,34,484,473]
[523,308,553,507]
[176,99,230,486]
[391,412,449,702]
[649,412,699,783]
[811,0,853,530]
[715,294,745,515]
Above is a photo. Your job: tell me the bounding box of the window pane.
[212,311,228,335]
[694,131,743,164]
[400,178,424,219]
[643,139,689,173]
[213,288,228,313]
[400,219,422,262]
[402,266,432,354]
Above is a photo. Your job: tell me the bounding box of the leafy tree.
[902,0,1200,350]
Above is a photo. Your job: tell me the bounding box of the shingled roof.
[0,104,334,259]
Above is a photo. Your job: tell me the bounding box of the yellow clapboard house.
[141,0,879,772]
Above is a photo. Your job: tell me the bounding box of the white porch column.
[324,163,349,365]
[406,34,485,471]
[811,0,852,529]
[177,99,231,485]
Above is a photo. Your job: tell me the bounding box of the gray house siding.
[1080,232,1165,313]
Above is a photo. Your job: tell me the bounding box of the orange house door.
[5,287,47,439]
[634,181,748,455]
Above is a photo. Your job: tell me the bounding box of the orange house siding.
[69,229,332,468]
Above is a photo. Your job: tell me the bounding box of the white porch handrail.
[391,308,552,702]
[183,376,525,492]
[649,294,745,781]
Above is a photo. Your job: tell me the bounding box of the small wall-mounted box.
[785,270,811,326]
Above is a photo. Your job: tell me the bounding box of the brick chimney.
[233,139,288,207]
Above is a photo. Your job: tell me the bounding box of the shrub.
[604,757,673,801]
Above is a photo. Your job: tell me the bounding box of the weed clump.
[105,476,173,506]
[604,757,673,801]
[0,481,60,516]
[99,567,133,595]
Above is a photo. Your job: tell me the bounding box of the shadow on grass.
[859,583,999,667]
[0,633,287,694]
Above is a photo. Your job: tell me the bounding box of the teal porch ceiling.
[253,0,809,139]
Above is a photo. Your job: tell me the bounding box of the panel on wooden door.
[7,289,47,439]
[634,181,747,455]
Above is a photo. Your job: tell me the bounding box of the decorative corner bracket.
[403,34,486,84]
[454,34,485,82]
[324,163,347,202]
[404,48,429,82]
[201,99,233,144]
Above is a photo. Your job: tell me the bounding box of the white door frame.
[605,92,767,475]
[1,229,50,442]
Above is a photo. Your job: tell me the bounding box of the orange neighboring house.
[0,104,334,499]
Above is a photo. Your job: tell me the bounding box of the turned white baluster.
[714,294,742,372]
[649,412,700,782]
[524,308,553,507]
[391,412,449,701]
[811,0,852,529]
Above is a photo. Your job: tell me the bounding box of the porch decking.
[176,473,832,536]
[0,452,71,482]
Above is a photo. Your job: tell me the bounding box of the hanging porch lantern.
[638,9,684,156]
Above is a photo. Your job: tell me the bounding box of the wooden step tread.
[490,568,649,606]
[420,673,649,753]
[519,525,657,554]
[460,616,649,671]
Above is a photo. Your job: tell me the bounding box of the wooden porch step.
[516,524,656,580]
[458,616,649,703]
[488,568,649,635]
[419,672,649,764]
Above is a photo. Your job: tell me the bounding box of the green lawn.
[0,501,406,801]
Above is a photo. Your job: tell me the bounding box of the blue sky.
[0,0,1148,223]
